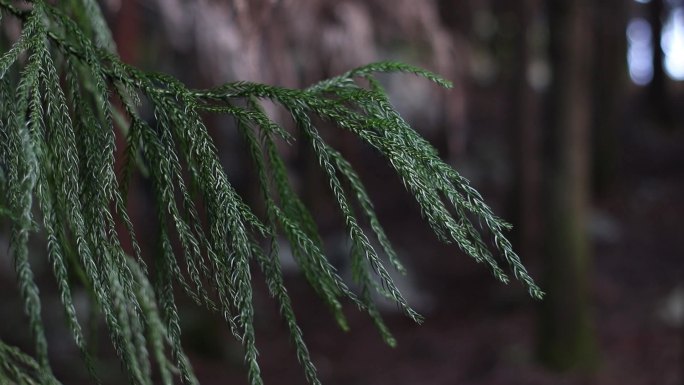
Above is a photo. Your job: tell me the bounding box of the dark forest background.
[1,0,683,384]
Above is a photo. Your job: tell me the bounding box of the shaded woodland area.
[0,0,682,384]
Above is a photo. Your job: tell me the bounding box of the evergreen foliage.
[0,1,543,384]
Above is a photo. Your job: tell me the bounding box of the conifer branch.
[0,2,543,384]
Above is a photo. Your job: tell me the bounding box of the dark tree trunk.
[113,0,141,257]
[538,0,599,372]
[649,0,666,104]
[437,0,472,160]
[591,0,627,197]
[510,0,542,263]
[647,0,673,127]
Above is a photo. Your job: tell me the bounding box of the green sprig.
[0,2,543,385]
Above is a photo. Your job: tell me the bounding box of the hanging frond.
[0,1,543,385]
[0,339,61,385]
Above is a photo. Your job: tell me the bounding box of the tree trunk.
[538,0,599,372]
[510,0,542,263]
[591,1,627,198]
[113,0,141,257]
[647,0,673,127]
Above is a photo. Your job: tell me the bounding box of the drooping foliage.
[0,1,543,384]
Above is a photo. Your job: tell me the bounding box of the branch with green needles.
[0,2,543,385]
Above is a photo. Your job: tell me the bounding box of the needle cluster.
[0,2,542,384]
